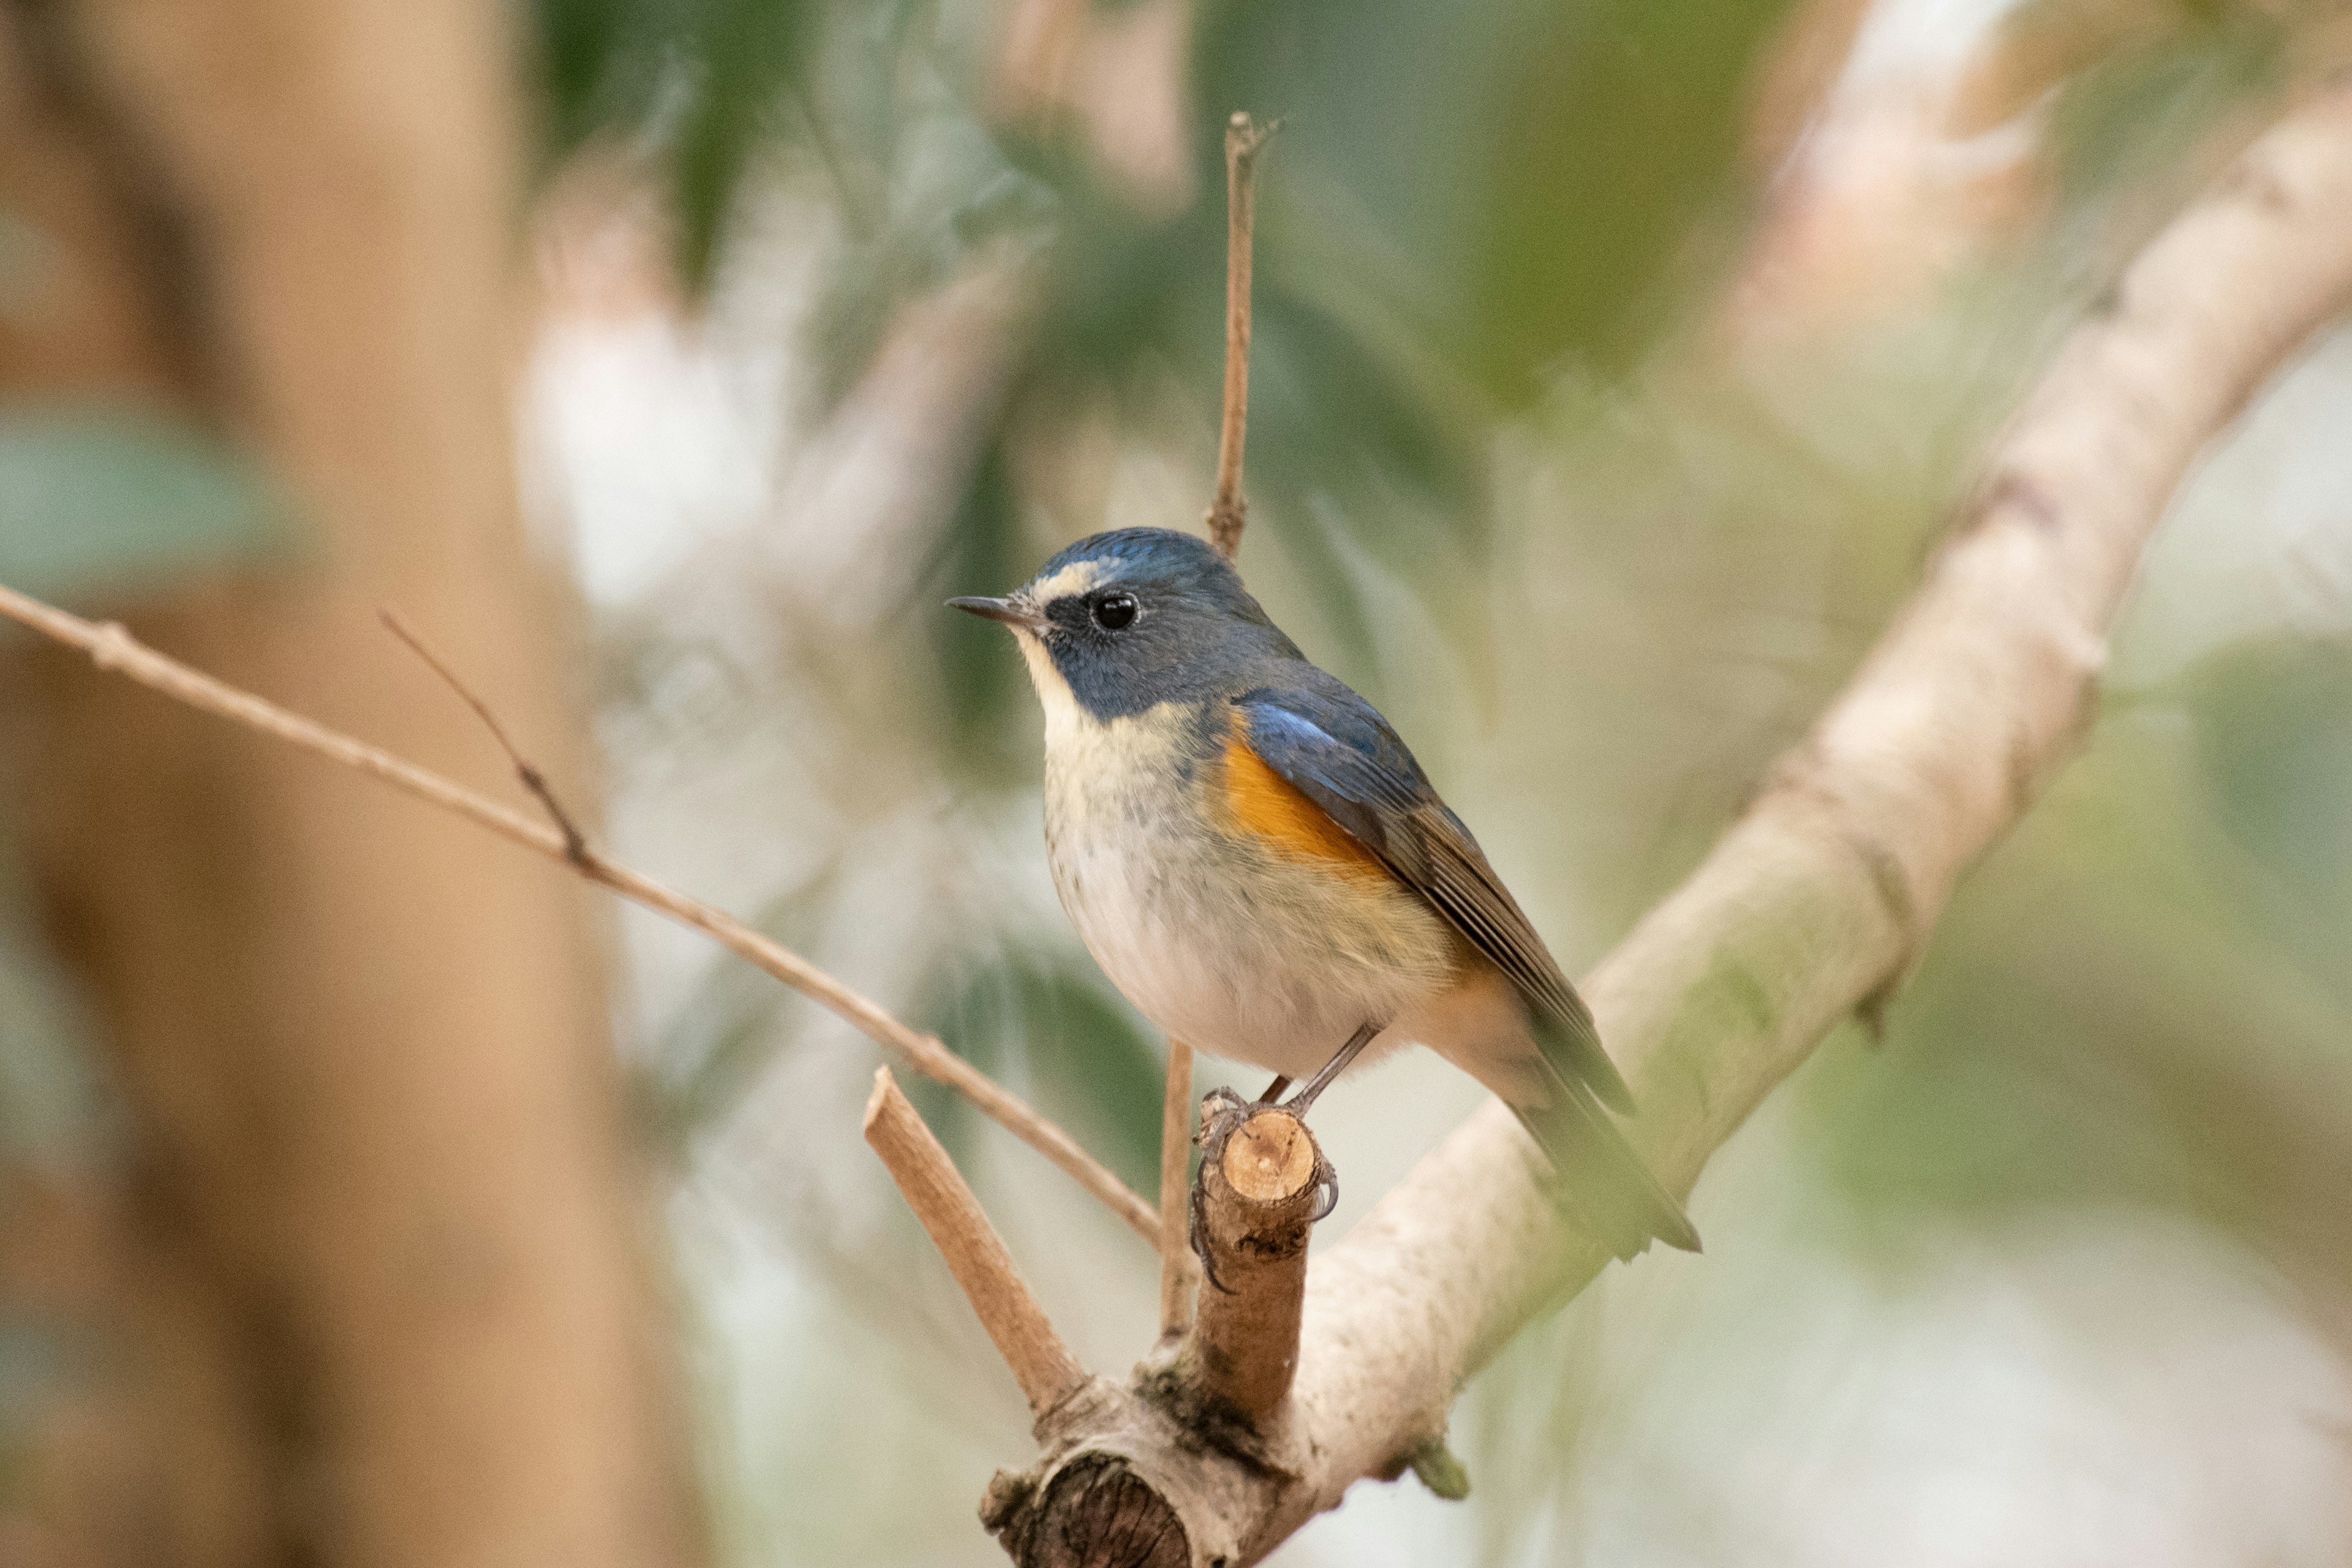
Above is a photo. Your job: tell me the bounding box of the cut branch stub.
[1183,1093,1322,1425]
[862,1068,1088,1422]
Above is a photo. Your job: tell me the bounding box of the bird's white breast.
[1020,638,1459,1080]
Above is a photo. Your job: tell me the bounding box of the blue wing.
[1235,676,1633,1114]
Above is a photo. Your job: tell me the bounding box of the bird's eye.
[1092,593,1139,631]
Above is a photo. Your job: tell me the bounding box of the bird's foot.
[1187,1085,1339,1294]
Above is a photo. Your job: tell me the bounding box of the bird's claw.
[1308,1155,1339,1222]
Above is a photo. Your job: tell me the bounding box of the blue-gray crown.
[1033,528,1249,606]
[1014,527,1302,718]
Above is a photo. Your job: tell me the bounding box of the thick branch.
[1181,1097,1321,1424]
[863,1069,1088,1419]
[0,586,1161,1243]
[990,79,2352,1565]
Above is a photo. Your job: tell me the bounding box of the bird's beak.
[947,594,1045,631]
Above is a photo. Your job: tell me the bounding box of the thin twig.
[1155,1037,1199,1338]
[0,584,1161,1243]
[1206,110,1276,560]
[379,608,591,865]
[863,1068,1090,1420]
[1168,105,1278,1333]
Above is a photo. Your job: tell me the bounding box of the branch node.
[90,620,136,672]
[1406,1436,1472,1502]
[380,607,595,867]
[0,580,1158,1243]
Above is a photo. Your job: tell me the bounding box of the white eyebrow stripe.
[1027,559,1104,603]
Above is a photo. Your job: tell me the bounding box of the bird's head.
[950,527,1298,722]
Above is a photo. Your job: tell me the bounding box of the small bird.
[952,527,1698,1259]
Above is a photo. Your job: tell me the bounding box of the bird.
[951,526,1698,1261]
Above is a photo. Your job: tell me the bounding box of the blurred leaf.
[0,406,290,608]
[2180,635,2352,905]
[672,0,819,293]
[528,0,824,290]
[2042,6,2283,206]
[923,437,1031,777]
[638,861,841,1151]
[1466,0,1798,391]
[1014,962,1165,1196]
[916,946,1163,1194]
[1803,708,2352,1256]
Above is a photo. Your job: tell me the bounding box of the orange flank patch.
[1221,729,1389,880]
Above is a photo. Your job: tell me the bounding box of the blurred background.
[2,0,2351,1563]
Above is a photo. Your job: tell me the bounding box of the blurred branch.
[1156,1036,1199,1340]
[0,582,1162,1243]
[1206,111,1273,560]
[984,79,2352,1565]
[862,1069,1089,1420]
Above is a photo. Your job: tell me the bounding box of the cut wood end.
[1221,1109,1316,1202]
[861,1066,895,1136]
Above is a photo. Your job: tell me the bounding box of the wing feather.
[1237,685,1634,1113]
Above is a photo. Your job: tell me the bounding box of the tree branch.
[1155,1038,1199,1339]
[380,607,592,865]
[0,585,1162,1244]
[1205,110,1274,560]
[1180,1096,1321,1423]
[986,78,2352,1565]
[863,1069,1090,1419]
[1156,108,1280,1343]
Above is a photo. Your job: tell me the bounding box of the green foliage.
[529,0,823,292]
[0,406,290,608]
[2041,3,2285,206]
[914,946,1165,1195]
[924,440,1031,777]
[526,0,1813,709]
[2181,634,2352,914]
[1464,0,1798,390]
[1802,679,2352,1248]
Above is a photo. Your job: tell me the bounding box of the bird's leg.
[1280,1021,1380,1117]
[1275,1022,1379,1221]
[1189,1032,1375,1284]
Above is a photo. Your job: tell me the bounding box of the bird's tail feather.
[1509,1069,1701,1261]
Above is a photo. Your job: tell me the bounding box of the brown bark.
[0,2,699,1564]
[1180,1102,1318,1427]
[862,1070,1089,1420]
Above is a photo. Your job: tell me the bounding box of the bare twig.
[1156,1037,1200,1338]
[1182,1096,1321,1423]
[1206,110,1275,559]
[1161,105,1279,1336]
[862,1069,1090,1420]
[380,608,592,865]
[0,585,1161,1243]
[986,80,2352,1565]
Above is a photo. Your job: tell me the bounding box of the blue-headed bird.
[951,527,1698,1260]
